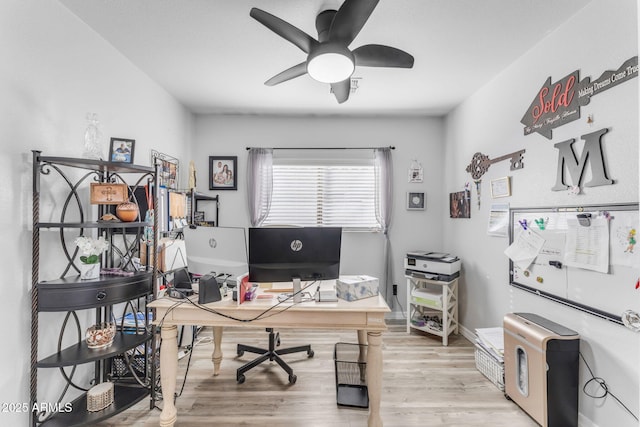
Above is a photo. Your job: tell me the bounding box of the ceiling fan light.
[307,52,354,84]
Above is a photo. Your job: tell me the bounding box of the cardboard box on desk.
[336,275,379,301]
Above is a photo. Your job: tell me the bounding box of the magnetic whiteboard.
[509,203,639,325]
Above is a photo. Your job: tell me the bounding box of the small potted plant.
[75,235,109,280]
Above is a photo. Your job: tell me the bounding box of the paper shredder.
[503,313,580,427]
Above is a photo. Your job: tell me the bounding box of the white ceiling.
[60,0,591,116]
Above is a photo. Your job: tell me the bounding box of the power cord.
[154,281,316,403]
[579,352,638,422]
[393,295,406,318]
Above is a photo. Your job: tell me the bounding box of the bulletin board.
[508,203,639,325]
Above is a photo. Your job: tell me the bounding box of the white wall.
[0,1,192,424]
[4,1,638,426]
[191,114,445,313]
[444,1,639,426]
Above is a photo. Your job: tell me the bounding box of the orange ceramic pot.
[116,201,139,222]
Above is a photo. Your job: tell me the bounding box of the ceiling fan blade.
[331,79,351,104]
[353,44,414,68]
[250,7,319,53]
[264,62,308,86]
[329,0,379,45]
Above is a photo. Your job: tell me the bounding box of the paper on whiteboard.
[504,227,545,270]
[563,216,609,273]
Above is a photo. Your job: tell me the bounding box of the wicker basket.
[474,345,505,391]
[87,382,114,412]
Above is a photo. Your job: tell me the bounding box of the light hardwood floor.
[96,321,537,426]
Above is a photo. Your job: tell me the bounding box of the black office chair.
[236,328,314,384]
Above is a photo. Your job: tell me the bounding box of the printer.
[404,251,460,281]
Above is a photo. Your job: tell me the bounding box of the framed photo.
[209,156,237,190]
[151,150,179,190]
[406,192,425,210]
[109,138,135,164]
[491,176,511,198]
[449,190,471,218]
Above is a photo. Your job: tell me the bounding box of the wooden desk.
[149,292,390,427]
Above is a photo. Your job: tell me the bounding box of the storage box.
[410,287,443,307]
[334,342,368,408]
[90,183,128,205]
[474,344,505,391]
[87,382,114,412]
[336,275,379,301]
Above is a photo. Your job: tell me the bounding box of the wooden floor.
[96,321,537,426]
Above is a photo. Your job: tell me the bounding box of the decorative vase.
[83,112,103,160]
[116,201,139,222]
[80,262,100,280]
[86,322,116,349]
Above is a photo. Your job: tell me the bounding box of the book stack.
[116,312,152,333]
[475,327,504,362]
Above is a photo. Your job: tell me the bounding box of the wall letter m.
[551,128,613,191]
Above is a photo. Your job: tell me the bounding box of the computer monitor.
[183,226,248,279]
[248,227,342,284]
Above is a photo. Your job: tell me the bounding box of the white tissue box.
[336,275,379,301]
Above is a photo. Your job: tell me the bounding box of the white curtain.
[246,148,273,227]
[374,147,394,304]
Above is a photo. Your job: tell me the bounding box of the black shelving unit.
[30,151,159,426]
[188,189,219,226]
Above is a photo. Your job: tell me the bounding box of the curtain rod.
[245,146,395,150]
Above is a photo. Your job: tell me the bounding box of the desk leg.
[159,325,178,427]
[211,326,223,376]
[366,331,383,427]
[357,329,367,345]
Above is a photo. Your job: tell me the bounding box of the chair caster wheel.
[237,374,245,384]
[308,349,314,358]
[237,350,244,357]
[288,374,297,384]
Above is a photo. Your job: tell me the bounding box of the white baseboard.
[578,413,599,427]
[459,324,475,342]
[385,311,406,321]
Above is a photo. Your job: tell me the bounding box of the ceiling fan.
[250,0,414,104]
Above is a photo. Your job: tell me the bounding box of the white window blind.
[262,159,380,231]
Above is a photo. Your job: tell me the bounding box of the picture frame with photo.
[209,156,237,190]
[109,138,135,164]
[449,190,471,218]
[406,192,426,210]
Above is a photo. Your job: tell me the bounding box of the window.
[262,157,380,231]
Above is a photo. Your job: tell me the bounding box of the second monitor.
[183,225,248,280]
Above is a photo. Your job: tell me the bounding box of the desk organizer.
[334,342,369,408]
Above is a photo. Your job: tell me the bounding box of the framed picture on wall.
[209,156,237,190]
[109,138,135,164]
[491,176,511,198]
[406,192,425,210]
[449,190,471,218]
[408,160,423,183]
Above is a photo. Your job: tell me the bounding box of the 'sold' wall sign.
[521,56,638,139]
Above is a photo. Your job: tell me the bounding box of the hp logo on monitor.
[290,239,303,251]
